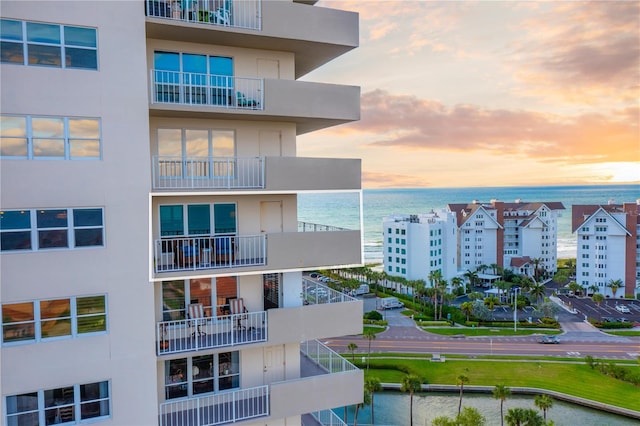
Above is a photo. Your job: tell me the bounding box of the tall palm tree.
[353,389,371,426]
[347,342,358,362]
[492,384,511,426]
[456,374,469,415]
[451,276,463,294]
[363,329,376,369]
[460,301,474,322]
[528,282,546,305]
[531,258,544,282]
[364,376,382,424]
[463,270,479,289]
[401,374,423,426]
[607,278,624,298]
[438,278,449,320]
[534,394,553,421]
[588,284,599,296]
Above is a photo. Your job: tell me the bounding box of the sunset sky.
[298,0,640,189]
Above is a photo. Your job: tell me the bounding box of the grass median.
[354,356,639,411]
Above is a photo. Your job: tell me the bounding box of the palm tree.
[505,408,544,426]
[463,270,479,289]
[364,376,382,424]
[588,284,599,296]
[460,301,474,321]
[484,295,500,310]
[456,374,469,415]
[607,278,623,298]
[528,282,546,305]
[493,384,511,426]
[451,276,464,294]
[438,278,449,320]
[401,374,423,426]
[534,394,553,421]
[347,342,358,362]
[592,292,605,307]
[353,389,371,426]
[531,258,544,282]
[363,329,376,369]
[564,258,576,276]
[429,270,443,317]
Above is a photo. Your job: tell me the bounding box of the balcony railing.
[157,311,267,355]
[300,340,358,375]
[309,410,347,426]
[154,235,266,273]
[151,70,263,110]
[298,221,350,232]
[145,0,261,30]
[152,156,265,190]
[159,385,269,426]
[301,279,355,305]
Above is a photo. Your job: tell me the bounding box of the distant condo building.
[572,201,640,298]
[383,200,565,286]
[1,1,363,425]
[382,211,458,284]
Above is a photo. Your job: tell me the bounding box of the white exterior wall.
[0,1,157,424]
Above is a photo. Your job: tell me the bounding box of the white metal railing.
[152,156,264,190]
[310,409,347,426]
[159,385,269,426]
[157,311,267,355]
[151,70,263,110]
[300,340,358,374]
[302,279,356,305]
[145,0,261,30]
[154,235,266,273]
[298,222,351,232]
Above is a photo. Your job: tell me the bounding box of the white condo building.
[382,211,458,284]
[0,1,364,425]
[573,202,640,298]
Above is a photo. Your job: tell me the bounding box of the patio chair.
[212,0,231,25]
[229,298,248,330]
[236,91,259,108]
[188,303,206,337]
[215,236,234,263]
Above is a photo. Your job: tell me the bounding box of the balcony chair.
[214,236,234,264]
[236,91,259,108]
[180,243,199,266]
[229,298,248,330]
[212,0,231,25]
[188,303,206,337]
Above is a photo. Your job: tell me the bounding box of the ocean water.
[298,184,640,264]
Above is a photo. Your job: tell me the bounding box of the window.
[1,295,107,344]
[0,208,104,252]
[157,128,235,178]
[165,351,240,399]
[1,19,97,69]
[159,203,236,237]
[387,237,392,244]
[6,381,110,425]
[162,277,237,321]
[1,114,106,159]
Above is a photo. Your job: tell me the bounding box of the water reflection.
[339,392,638,426]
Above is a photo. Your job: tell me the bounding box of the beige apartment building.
[0,1,363,425]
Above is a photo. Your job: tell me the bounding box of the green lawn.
[357,357,640,411]
[604,330,640,337]
[422,327,562,337]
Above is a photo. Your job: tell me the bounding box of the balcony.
[150,70,263,110]
[151,156,264,190]
[157,311,267,355]
[268,341,362,419]
[154,235,266,274]
[144,1,358,78]
[159,385,268,426]
[151,156,360,191]
[154,229,361,276]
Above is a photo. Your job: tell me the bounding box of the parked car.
[615,305,631,313]
[601,316,616,323]
[539,335,559,344]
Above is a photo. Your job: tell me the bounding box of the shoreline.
[381,383,640,420]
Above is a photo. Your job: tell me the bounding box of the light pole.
[513,287,520,332]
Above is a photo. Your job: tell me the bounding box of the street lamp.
[513,287,520,332]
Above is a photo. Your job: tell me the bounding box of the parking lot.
[556,295,640,325]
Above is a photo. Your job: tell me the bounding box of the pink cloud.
[349,90,638,164]
[362,171,431,188]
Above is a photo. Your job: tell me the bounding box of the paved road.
[327,299,640,360]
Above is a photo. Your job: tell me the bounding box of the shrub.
[364,310,383,321]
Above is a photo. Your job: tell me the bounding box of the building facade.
[573,202,640,298]
[1,1,363,425]
[382,211,458,284]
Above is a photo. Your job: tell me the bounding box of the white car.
[615,305,631,313]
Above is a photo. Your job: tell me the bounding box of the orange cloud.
[347,90,638,164]
[508,1,640,105]
[362,171,431,188]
